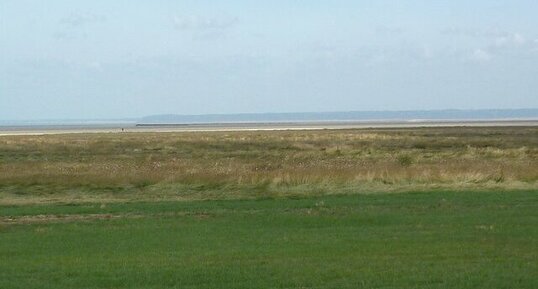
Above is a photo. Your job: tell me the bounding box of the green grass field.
[1,127,537,288]
[1,191,537,289]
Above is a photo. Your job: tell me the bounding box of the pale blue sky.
[1,1,537,120]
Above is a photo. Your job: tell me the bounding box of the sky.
[1,0,538,120]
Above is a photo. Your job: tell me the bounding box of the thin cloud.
[494,33,526,47]
[53,31,83,40]
[471,49,492,62]
[60,13,107,27]
[441,27,527,45]
[443,27,531,57]
[54,13,106,40]
[441,27,505,38]
[173,15,238,30]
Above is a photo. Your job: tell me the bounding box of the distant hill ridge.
[139,109,538,124]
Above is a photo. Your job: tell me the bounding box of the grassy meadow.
[0,126,536,204]
[1,127,537,288]
[1,191,537,288]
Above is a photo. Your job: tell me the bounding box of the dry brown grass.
[0,127,536,204]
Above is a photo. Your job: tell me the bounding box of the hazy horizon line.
[1,108,537,125]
